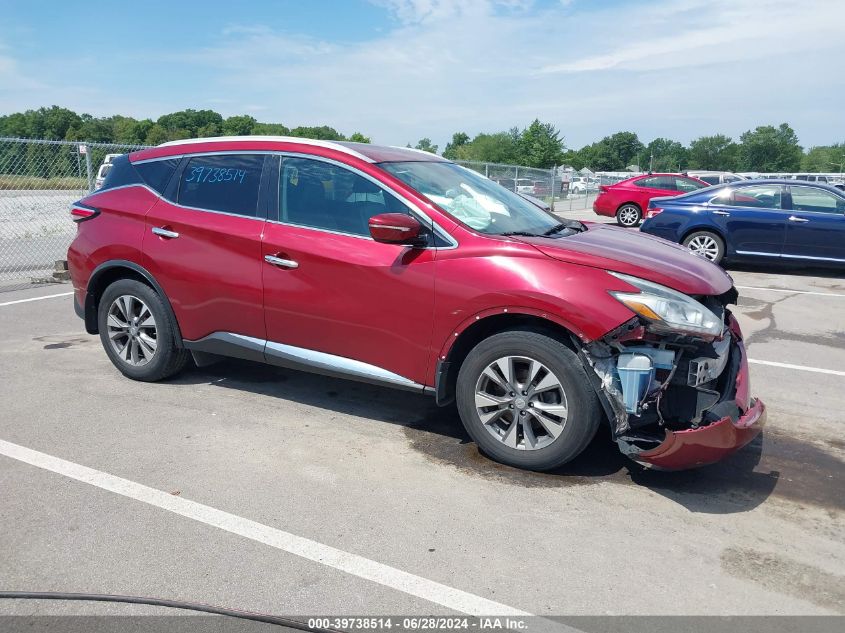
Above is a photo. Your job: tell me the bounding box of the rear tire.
[97,279,189,382]
[455,330,601,471]
[616,204,641,227]
[683,230,725,265]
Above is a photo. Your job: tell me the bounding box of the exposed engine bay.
[580,288,743,458]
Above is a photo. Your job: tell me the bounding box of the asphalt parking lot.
[1,261,843,618]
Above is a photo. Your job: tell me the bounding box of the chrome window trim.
[133,150,279,165]
[270,151,459,249]
[157,136,375,163]
[130,150,459,248]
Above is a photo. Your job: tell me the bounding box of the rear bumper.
[634,316,766,470]
[592,195,614,217]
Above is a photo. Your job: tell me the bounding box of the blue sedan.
[640,180,845,266]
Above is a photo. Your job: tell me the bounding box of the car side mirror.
[368,213,424,245]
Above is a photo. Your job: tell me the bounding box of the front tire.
[683,230,725,265]
[97,279,189,381]
[456,330,601,471]
[616,204,641,227]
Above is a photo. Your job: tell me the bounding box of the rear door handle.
[712,210,730,216]
[152,226,180,239]
[264,254,299,269]
[788,216,809,223]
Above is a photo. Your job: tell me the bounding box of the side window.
[136,158,179,194]
[675,177,706,192]
[177,154,263,217]
[279,157,411,236]
[790,187,845,214]
[634,176,661,188]
[699,175,720,185]
[729,185,783,209]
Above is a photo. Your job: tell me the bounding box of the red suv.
[68,137,764,471]
[593,174,710,227]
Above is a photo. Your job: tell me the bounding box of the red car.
[68,137,764,472]
[593,173,710,227]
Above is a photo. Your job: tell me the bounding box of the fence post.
[485,163,489,178]
[82,145,94,193]
[550,166,556,213]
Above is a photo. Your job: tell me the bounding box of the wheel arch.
[433,310,582,406]
[84,260,183,346]
[616,201,642,212]
[680,224,727,245]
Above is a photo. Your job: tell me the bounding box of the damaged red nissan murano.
[68,137,765,471]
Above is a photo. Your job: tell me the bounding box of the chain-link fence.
[0,138,147,290]
[455,159,639,213]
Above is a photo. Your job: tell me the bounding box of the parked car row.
[591,171,845,267]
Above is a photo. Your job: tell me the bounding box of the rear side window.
[728,185,783,209]
[100,155,141,190]
[699,175,720,185]
[136,158,179,194]
[675,177,706,192]
[635,176,675,190]
[177,154,264,217]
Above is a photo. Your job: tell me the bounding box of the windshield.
[380,161,561,236]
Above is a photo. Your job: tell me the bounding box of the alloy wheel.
[686,235,720,261]
[106,294,158,366]
[618,205,640,226]
[474,355,568,451]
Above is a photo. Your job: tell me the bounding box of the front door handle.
[264,254,299,269]
[712,210,730,216]
[788,216,809,223]
[152,226,180,239]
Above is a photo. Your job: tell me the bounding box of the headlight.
[609,272,723,338]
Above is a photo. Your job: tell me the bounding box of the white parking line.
[0,438,529,617]
[748,359,845,377]
[736,285,845,298]
[0,292,74,307]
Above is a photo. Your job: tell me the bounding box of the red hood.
[518,223,733,296]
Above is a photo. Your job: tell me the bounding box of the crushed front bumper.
[633,315,766,469]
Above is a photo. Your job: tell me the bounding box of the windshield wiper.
[499,231,541,237]
[543,219,586,236]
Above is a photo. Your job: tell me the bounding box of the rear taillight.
[70,203,99,223]
[646,207,663,219]
[599,185,609,193]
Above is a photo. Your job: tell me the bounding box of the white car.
[94,153,124,189]
[685,171,746,185]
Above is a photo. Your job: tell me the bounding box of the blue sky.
[1,0,843,150]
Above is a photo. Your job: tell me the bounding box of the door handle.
[264,254,299,269]
[788,216,809,223]
[712,210,730,216]
[152,226,180,239]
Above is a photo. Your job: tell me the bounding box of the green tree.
[251,122,290,136]
[442,132,470,159]
[348,132,371,143]
[737,123,802,172]
[645,137,688,172]
[413,138,438,154]
[688,134,738,170]
[144,124,170,145]
[290,125,345,140]
[517,119,565,168]
[222,115,257,136]
[801,142,845,173]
